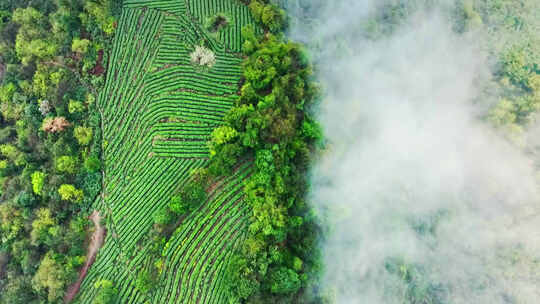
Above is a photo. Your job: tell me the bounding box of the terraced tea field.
[77,1,258,302]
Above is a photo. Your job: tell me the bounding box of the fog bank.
[288,1,540,303]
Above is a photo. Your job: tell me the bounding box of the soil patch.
[64,210,107,303]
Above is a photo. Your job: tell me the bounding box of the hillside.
[4,0,537,304]
[77,2,256,302]
[0,0,320,303]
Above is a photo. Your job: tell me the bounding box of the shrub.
[153,207,174,226]
[135,269,155,294]
[205,13,229,32]
[93,279,118,304]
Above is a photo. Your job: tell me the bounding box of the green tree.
[210,126,238,146]
[56,155,77,174]
[269,267,301,294]
[0,144,25,166]
[153,207,174,225]
[31,171,45,195]
[30,208,57,245]
[32,64,53,98]
[74,126,93,146]
[225,254,260,301]
[82,0,116,35]
[68,99,85,113]
[12,7,57,65]
[0,203,23,243]
[58,184,83,202]
[72,38,91,54]
[84,155,101,172]
[1,273,36,304]
[168,195,189,215]
[16,191,37,208]
[32,252,70,303]
[0,82,16,103]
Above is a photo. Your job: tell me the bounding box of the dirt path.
[64,210,107,303]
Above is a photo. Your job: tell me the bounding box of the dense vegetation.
[0,0,118,303]
[206,1,323,302]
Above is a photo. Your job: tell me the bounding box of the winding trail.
[64,210,107,303]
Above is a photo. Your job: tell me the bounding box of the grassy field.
[77,1,258,303]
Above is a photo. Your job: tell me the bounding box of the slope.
[75,1,258,303]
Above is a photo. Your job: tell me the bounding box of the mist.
[287,1,540,303]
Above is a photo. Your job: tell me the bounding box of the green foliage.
[84,155,101,172]
[1,273,37,304]
[205,12,230,33]
[0,203,24,243]
[171,181,207,214]
[0,0,108,301]
[82,172,101,204]
[269,267,301,294]
[208,142,243,176]
[0,144,25,166]
[31,171,45,195]
[74,126,93,146]
[12,7,58,65]
[462,0,483,30]
[168,195,188,215]
[30,208,57,246]
[225,254,260,301]
[16,191,37,208]
[93,280,118,304]
[68,99,85,113]
[72,38,91,54]
[0,82,16,103]
[153,207,174,226]
[82,0,116,36]
[135,269,155,294]
[211,125,238,146]
[56,155,78,174]
[208,16,321,302]
[58,184,83,202]
[31,252,71,303]
[248,1,285,33]
[32,64,53,98]
[156,179,207,228]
